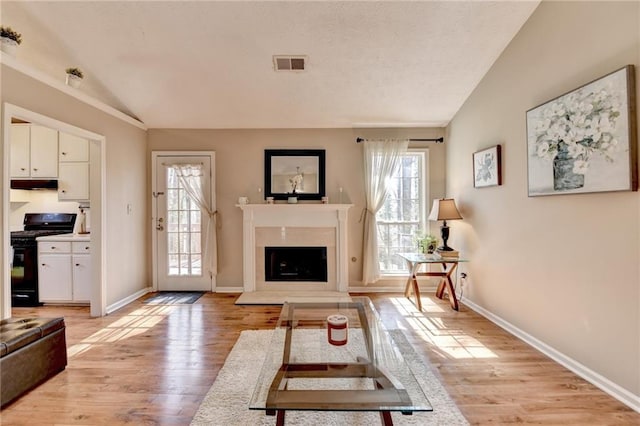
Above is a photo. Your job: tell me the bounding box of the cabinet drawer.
[72,242,91,253]
[38,241,71,253]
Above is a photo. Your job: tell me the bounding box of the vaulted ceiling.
[2,1,539,129]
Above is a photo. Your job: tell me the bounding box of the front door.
[152,152,215,291]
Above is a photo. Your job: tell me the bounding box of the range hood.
[10,179,58,190]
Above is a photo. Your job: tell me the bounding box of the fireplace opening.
[265,246,328,282]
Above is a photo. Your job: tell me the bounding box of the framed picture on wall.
[264,149,326,200]
[473,145,502,188]
[526,65,638,196]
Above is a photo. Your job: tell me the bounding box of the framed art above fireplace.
[264,149,326,200]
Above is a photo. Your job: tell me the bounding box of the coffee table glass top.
[249,297,432,414]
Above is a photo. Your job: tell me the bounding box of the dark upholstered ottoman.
[1,317,67,407]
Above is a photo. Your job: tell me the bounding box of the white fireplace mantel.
[238,204,353,293]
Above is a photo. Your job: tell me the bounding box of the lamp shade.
[428,198,462,221]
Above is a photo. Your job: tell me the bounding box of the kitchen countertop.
[36,233,91,242]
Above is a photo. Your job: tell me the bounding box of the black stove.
[11,213,77,306]
[11,230,74,246]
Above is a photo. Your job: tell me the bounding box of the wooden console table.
[398,253,467,311]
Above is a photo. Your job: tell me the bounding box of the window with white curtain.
[376,150,428,274]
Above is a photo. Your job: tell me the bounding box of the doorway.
[2,103,106,318]
[151,152,216,292]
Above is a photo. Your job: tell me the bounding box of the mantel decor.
[264,149,326,200]
[526,65,637,196]
[473,145,502,188]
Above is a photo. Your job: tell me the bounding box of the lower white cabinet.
[38,239,91,303]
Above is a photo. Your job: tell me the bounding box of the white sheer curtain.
[169,164,218,277]
[361,139,408,285]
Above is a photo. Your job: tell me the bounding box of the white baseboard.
[214,287,243,293]
[106,287,151,314]
[461,296,640,413]
[212,286,426,294]
[349,285,438,293]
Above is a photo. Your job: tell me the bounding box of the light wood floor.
[2,293,638,425]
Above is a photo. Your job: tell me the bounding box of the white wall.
[446,1,639,400]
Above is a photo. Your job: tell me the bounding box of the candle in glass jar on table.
[327,314,348,346]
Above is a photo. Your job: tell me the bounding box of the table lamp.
[428,198,462,252]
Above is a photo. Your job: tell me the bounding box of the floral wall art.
[526,65,637,196]
[473,145,502,188]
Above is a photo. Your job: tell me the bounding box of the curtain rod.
[355,137,444,143]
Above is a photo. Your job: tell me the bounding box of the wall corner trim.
[461,297,640,413]
[1,52,147,131]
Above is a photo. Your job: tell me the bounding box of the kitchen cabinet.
[71,242,91,302]
[10,124,58,178]
[59,163,89,201]
[9,125,30,177]
[58,132,89,201]
[37,237,91,303]
[59,132,89,162]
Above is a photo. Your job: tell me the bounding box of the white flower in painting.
[567,142,585,158]
[531,78,623,175]
[572,160,589,175]
[536,141,551,158]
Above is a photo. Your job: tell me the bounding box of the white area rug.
[191,329,468,425]
[235,291,352,305]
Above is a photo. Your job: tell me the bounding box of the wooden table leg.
[436,262,459,311]
[403,260,414,298]
[276,409,285,426]
[404,261,422,311]
[412,273,422,311]
[380,410,394,425]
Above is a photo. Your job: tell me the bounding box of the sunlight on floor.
[67,304,175,358]
[390,297,498,360]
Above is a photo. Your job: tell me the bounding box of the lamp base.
[437,246,456,252]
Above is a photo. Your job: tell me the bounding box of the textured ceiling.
[2,1,539,129]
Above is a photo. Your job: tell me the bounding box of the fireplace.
[237,204,352,294]
[265,246,328,282]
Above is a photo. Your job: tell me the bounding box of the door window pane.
[166,168,203,276]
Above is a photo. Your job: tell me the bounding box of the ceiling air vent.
[273,55,307,72]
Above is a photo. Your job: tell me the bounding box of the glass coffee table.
[249,297,432,425]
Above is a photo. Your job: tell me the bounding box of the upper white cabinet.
[58,132,90,201]
[59,132,89,162]
[10,124,58,178]
[9,125,30,177]
[59,163,90,201]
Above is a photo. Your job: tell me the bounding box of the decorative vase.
[1,37,18,57]
[553,143,584,191]
[287,196,298,204]
[65,73,83,88]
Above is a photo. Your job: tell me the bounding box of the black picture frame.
[264,149,326,200]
